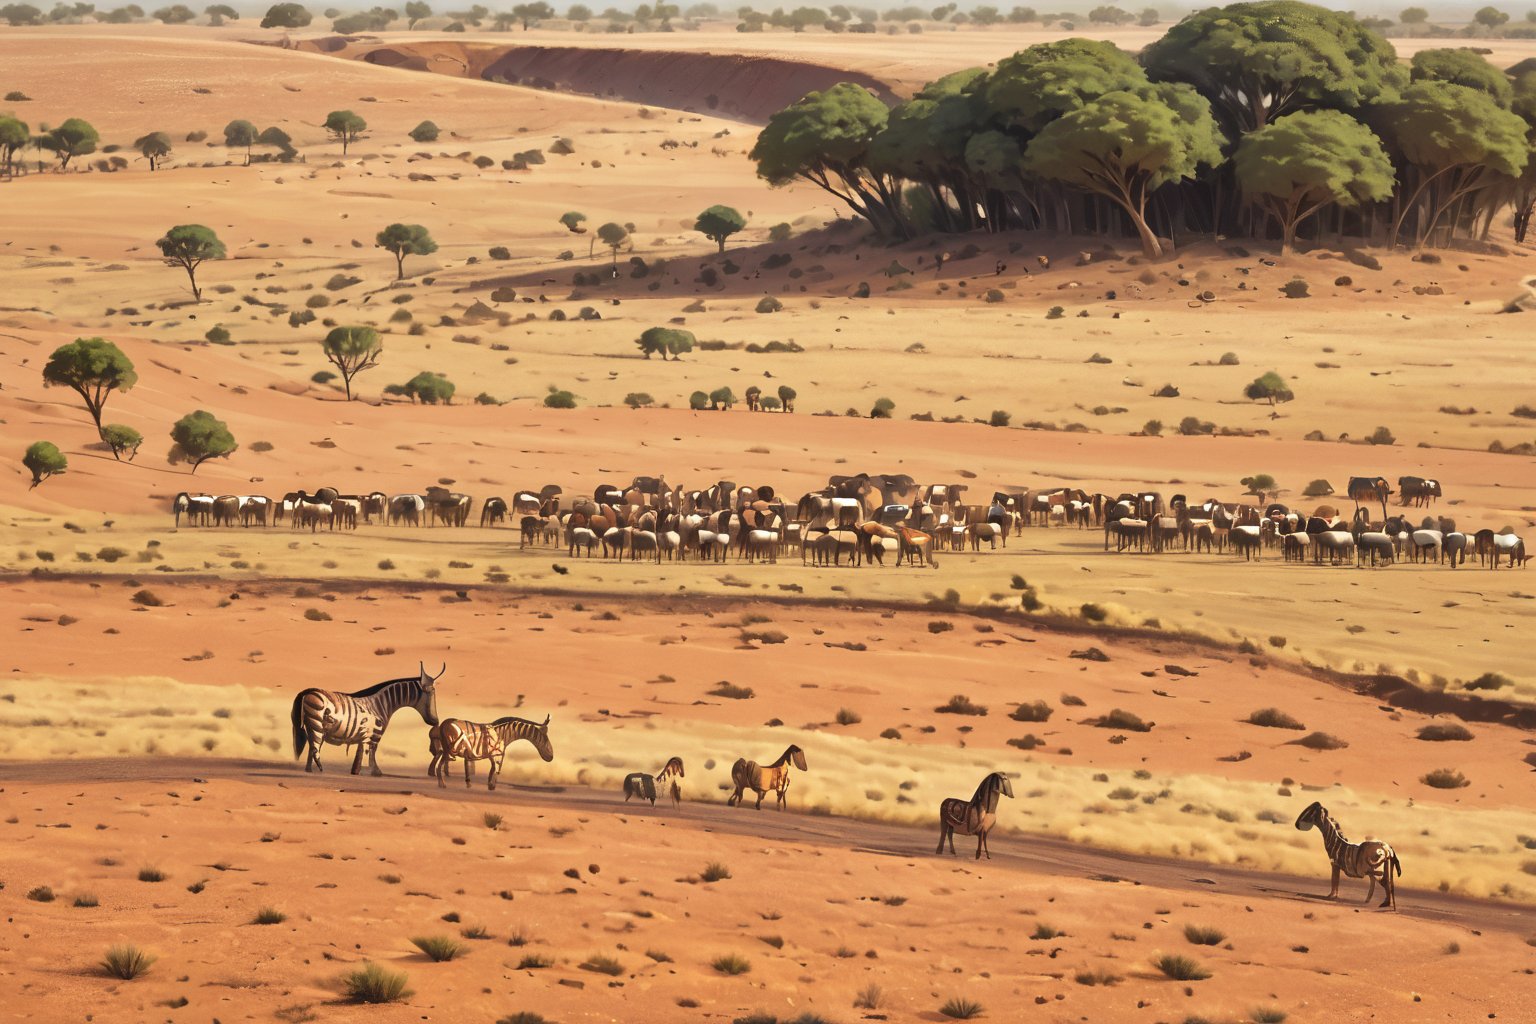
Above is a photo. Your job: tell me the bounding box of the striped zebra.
[623,756,685,807]
[937,771,1013,860]
[1295,801,1401,910]
[427,714,554,790]
[291,663,443,775]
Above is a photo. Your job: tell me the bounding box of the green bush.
[544,387,577,409]
[343,962,411,1003]
[23,441,67,487]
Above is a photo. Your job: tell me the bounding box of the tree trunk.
[396,252,405,280]
[717,238,725,253]
[186,264,201,302]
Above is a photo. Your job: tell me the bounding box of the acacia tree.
[204,3,238,22]
[42,336,137,435]
[37,117,99,170]
[170,410,237,472]
[260,1,310,25]
[134,131,173,170]
[321,325,382,400]
[694,205,746,252]
[224,118,257,164]
[560,210,587,233]
[323,109,367,154]
[1244,371,1295,405]
[1024,83,1224,257]
[1234,110,1395,253]
[596,221,628,267]
[1241,473,1278,501]
[404,0,428,23]
[24,441,66,488]
[375,223,437,279]
[101,424,143,461]
[0,114,28,176]
[156,224,226,301]
[1409,47,1514,106]
[636,326,694,359]
[1512,72,1536,242]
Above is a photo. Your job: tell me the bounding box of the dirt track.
[4,755,1527,937]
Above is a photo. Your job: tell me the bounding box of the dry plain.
[2,19,1536,1024]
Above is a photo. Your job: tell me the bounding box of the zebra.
[728,745,807,811]
[291,663,443,775]
[623,756,685,807]
[937,771,1013,860]
[1294,801,1401,910]
[427,714,553,790]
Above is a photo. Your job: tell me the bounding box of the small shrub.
[1421,768,1470,789]
[461,924,492,940]
[936,694,988,716]
[1367,425,1396,446]
[1143,419,1163,436]
[855,983,884,1009]
[1251,1009,1288,1024]
[645,949,673,963]
[1010,700,1052,723]
[1184,925,1225,946]
[701,862,732,882]
[73,893,99,908]
[927,620,954,634]
[1280,278,1309,298]
[517,954,554,969]
[835,707,861,726]
[1031,923,1063,940]
[1292,732,1348,751]
[497,1014,552,1024]
[484,812,504,830]
[101,945,156,980]
[580,954,624,976]
[1080,603,1107,622]
[1416,723,1473,742]
[137,866,166,882]
[940,996,985,1019]
[411,935,465,962]
[1046,306,1064,319]
[710,682,755,700]
[1153,953,1211,981]
[343,962,411,1003]
[1075,967,1121,986]
[1465,672,1511,691]
[712,953,751,975]
[1246,708,1305,731]
[1093,709,1151,732]
[1218,351,1240,365]
[26,885,55,902]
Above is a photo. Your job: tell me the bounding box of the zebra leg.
[976,829,986,860]
[1327,864,1341,900]
[306,730,323,773]
[351,740,367,775]
[367,731,384,777]
[1383,869,1396,910]
[936,823,948,856]
[487,753,502,791]
[754,788,764,811]
[1364,873,1377,905]
[464,756,474,789]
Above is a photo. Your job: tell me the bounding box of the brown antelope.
[937,771,1013,860]
[728,744,807,810]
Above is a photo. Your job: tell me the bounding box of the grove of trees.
[751,3,1536,252]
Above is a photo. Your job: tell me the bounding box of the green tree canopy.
[1473,5,1508,29]
[1244,371,1295,405]
[1140,1,1405,135]
[2,3,44,22]
[260,1,309,25]
[223,118,257,163]
[101,423,143,461]
[511,0,551,25]
[1233,110,1395,252]
[205,3,238,22]
[320,325,382,400]
[153,3,193,20]
[323,109,367,154]
[156,224,226,302]
[1024,83,1224,256]
[596,221,629,265]
[1409,48,1513,107]
[170,410,236,471]
[36,117,99,170]
[708,385,736,410]
[543,386,577,408]
[409,119,439,142]
[693,204,747,252]
[23,441,66,488]
[560,210,587,233]
[749,82,906,237]
[404,0,428,23]
[1372,81,1530,245]
[42,337,137,434]
[398,371,455,404]
[257,125,296,160]
[1399,5,1427,22]
[688,390,710,410]
[1240,473,1278,499]
[375,223,437,279]
[134,130,173,170]
[636,326,696,359]
[985,38,1147,134]
[0,114,29,174]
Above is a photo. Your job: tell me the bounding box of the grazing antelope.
[428,714,553,790]
[291,662,443,775]
[1295,801,1401,910]
[728,744,807,810]
[895,525,938,568]
[937,771,1013,860]
[623,756,685,807]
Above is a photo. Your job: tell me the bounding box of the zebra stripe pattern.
[937,772,1013,860]
[428,714,554,790]
[728,745,807,811]
[291,663,443,776]
[624,756,685,807]
[1295,801,1401,910]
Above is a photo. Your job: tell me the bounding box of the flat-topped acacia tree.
[37,117,98,170]
[223,119,257,164]
[693,204,746,252]
[320,325,382,400]
[375,223,437,280]
[134,131,173,170]
[42,337,137,435]
[324,109,367,155]
[156,224,225,302]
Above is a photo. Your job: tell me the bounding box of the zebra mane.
[346,676,419,698]
[490,715,543,728]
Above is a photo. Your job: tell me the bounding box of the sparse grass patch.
[712,953,751,975]
[936,694,988,716]
[1417,723,1473,742]
[1184,925,1225,946]
[73,893,99,908]
[138,866,166,882]
[701,862,732,882]
[342,962,410,1003]
[1291,732,1348,750]
[1075,967,1121,986]
[461,924,492,940]
[1153,953,1211,980]
[517,954,553,969]
[940,996,985,1019]
[253,907,287,925]
[484,812,504,830]
[1010,700,1053,722]
[1093,709,1152,732]
[1250,1009,1288,1023]
[854,983,884,1009]
[1246,707,1305,730]
[497,1014,553,1024]
[645,948,673,963]
[1031,923,1064,940]
[411,935,465,962]
[1421,768,1470,789]
[580,954,624,976]
[710,682,756,700]
[101,945,156,980]
[27,885,55,902]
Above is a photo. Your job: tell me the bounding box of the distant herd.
[288,662,1402,909]
[172,471,1527,570]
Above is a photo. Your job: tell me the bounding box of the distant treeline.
[750,1,1536,253]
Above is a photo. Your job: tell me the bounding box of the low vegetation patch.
[1075,967,1121,986]
[1184,925,1225,946]
[700,861,732,882]
[343,962,411,1003]
[253,907,287,925]
[712,953,751,975]
[1421,768,1470,789]
[1010,700,1053,722]
[411,935,465,962]
[936,694,988,716]
[581,954,624,976]
[101,945,156,980]
[1246,707,1305,730]
[1091,709,1152,732]
[1291,732,1348,751]
[1416,723,1473,742]
[1153,953,1211,981]
[940,996,985,1019]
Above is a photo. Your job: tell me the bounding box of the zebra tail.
[1391,853,1402,878]
[291,693,307,760]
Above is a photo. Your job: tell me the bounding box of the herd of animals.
[172,471,1528,569]
[289,662,1404,910]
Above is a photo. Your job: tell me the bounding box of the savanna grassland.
[2,9,1536,1023]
